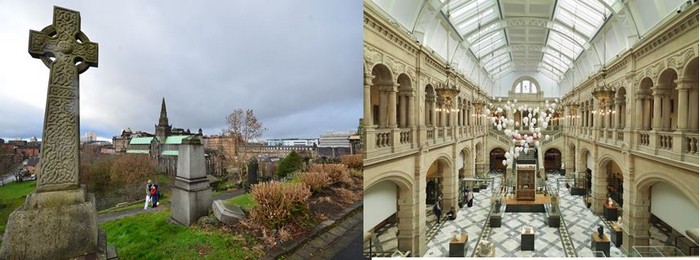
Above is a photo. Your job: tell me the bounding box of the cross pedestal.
[0,6,109,259]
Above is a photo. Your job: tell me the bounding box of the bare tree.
[222,109,267,182]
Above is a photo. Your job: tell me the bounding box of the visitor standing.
[433,195,442,223]
[144,179,153,210]
[467,189,474,207]
[151,185,159,208]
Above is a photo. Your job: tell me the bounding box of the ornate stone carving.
[645,61,665,81]
[364,46,382,68]
[385,55,405,76]
[666,47,695,71]
[29,6,98,192]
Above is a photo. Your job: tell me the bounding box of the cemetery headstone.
[0,6,105,259]
[246,158,258,191]
[170,136,212,226]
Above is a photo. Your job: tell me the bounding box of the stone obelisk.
[0,6,102,259]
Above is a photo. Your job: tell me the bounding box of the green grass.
[0,180,37,235]
[98,201,148,215]
[100,209,259,259]
[224,193,256,210]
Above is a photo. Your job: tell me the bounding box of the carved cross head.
[28,6,98,73]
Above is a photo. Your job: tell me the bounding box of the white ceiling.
[368,0,692,96]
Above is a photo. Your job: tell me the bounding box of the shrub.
[340,154,363,170]
[299,172,331,193]
[304,163,351,186]
[323,164,351,185]
[306,164,324,173]
[276,151,304,179]
[249,181,312,230]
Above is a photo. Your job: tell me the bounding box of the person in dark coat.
[466,189,474,207]
[433,195,442,222]
[151,185,159,208]
[446,207,457,220]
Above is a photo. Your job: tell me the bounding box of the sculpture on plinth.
[598,224,605,239]
[0,6,104,259]
[476,240,495,257]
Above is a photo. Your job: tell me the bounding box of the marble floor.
[364,172,680,257]
[424,172,625,257]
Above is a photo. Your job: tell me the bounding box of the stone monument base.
[171,175,212,226]
[0,186,103,259]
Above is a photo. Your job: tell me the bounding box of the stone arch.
[615,86,627,129]
[397,73,413,128]
[364,171,417,254]
[489,147,507,173]
[656,68,679,130]
[370,64,394,127]
[596,155,624,208]
[629,174,700,249]
[457,146,473,178]
[425,156,457,215]
[637,77,654,130]
[636,174,699,209]
[543,148,562,173]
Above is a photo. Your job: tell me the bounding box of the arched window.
[514,78,538,94]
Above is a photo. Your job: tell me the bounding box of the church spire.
[159,97,169,126]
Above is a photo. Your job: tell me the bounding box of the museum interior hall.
[362,0,699,257]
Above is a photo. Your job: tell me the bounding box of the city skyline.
[0,1,362,141]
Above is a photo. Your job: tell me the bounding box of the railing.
[488,129,512,146]
[427,128,435,140]
[438,129,444,137]
[685,134,698,154]
[399,130,412,144]
[616,131,623,141]
[632,246,685,257]
[606,130,613,140]
[375,130,391,148]
[659,133,673,150]
[639,131,650,146]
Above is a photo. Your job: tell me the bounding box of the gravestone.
[171,136,212,226]
[0,6,107,259]
[246,158,258,191]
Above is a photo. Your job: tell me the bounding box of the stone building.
[112,98,226,176]
[363,0,698,257]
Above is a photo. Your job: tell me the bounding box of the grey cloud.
[0,0,361,140]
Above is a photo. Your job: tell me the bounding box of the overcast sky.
[0,1,362,141]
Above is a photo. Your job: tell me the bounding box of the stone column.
[399,94,407,128]
[652,88,662,130]
[615,98,623,129]
[661,90,672,130]
[635,94,644,129]
[408,94,415,127]
[171,137,213,226]
[675,79,691,131]
[689,85,699,130]
[644,96,653,130]
[364,74,374,127]
[591,148,605,215]
[379,89,388,127]
[388,83,398,128]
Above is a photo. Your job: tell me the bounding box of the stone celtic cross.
[29,6,98,192]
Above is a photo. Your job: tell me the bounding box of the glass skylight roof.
[440,0,612,81]
[544,0,611,79]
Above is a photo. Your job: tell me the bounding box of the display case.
[516,164,536,201]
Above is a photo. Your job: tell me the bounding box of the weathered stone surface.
[212,200,245,225]
[171,142,212,226]
[0,6,102,259]
[0,187,99,259]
